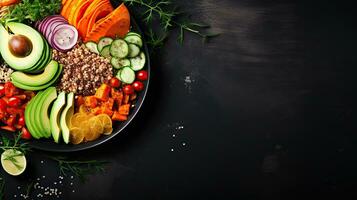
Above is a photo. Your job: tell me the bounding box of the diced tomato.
[24,91,35,100]
[84,96,98,108]
[7,96,21,107]
[21,127,32,139]
[0,108,6,119]
[118,104,130,115]
[14,124,23,129]
[6,107,23,116]
[4,82,18,97]
[0,99,7,110]
[1,125,16,132]
[95,84,111,101]
[0,84,5,97]
[112,112,128,121]
[18,116,25,126]
[6,115,17,126]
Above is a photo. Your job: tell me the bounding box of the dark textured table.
[2,0,357,199]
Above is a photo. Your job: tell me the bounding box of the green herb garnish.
[48,156,109,182]
[2,0,62,24]
[122,0,219,48]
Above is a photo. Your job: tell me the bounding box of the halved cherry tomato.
[132,81,144,92]
[21,127,32,139]
[18,116,25,126]
[123,85,135,95]
[7,96,21,107]
[110,77,121,88]
[0,99,7,110]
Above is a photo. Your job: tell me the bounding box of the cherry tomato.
[137,70,148,81]
[21,127,32,139]
[7,96,21,107]
[18,116,25,126]
[123,85,135,95]
[132,81,144,92]
[109,77,121,88]
[0,84,5,97]
[0,99,7,110]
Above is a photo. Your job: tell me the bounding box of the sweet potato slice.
[85,3,130,42]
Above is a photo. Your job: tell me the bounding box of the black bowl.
[0,17,150,152]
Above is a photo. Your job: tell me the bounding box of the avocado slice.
[25,91,43,139]
[35,87,57,138]
[50,92,66,143]
[0,23,44,70]
[11,60,59,86]
[60,93,74,144]
[11,63,63,91]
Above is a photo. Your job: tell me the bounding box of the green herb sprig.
[122,0,219,48]
[47,156,109,182]
[2,0,62,24]
[0,133,30,154]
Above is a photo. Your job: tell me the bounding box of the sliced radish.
[52,24,78,52]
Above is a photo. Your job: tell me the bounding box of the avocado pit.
[8,34,33,58]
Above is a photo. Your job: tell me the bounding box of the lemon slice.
[69,127,84,144]
[96,114,113,135]
[85,117,104,141]
[1,149,27,176]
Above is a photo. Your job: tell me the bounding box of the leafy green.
[122,0,219,48]
[2,0,62,24]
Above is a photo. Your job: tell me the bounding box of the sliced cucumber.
[124,35,143,48]
[111,57,130,69]
[130,52,146,71]
[85,42,99,54]
[110,39,129,58]
[128,44,140,58]
[98,37,113,52]
[118,67,135,84]
[126,32,142,38]
[100,45,111,59]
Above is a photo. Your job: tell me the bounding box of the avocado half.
[50,92,66,143]
[0,23,44,70]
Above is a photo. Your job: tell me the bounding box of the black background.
[2,0,357,199]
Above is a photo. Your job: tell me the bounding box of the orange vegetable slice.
[85,3,130,42]
[72,0,94,27]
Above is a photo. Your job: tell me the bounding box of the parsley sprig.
[2,0,62,24]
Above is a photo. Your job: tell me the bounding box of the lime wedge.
[1,149,27,176]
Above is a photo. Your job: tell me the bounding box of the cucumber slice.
[111,57,130,69]
[85,42,99,54]
[128,44,140,58]
[118,67,135,84]
[126,32,142,38]
[98,37,113,52]
[130,52,146,71]
[124,35,143,48]
[110,39,129,58]
[100,45,111,59]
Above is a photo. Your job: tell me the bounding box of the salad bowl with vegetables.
[0,0,150,151]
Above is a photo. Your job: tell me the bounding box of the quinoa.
[53,44,113,96]
[0,63,13,83]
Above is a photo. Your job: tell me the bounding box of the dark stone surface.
[2,0,357,199]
